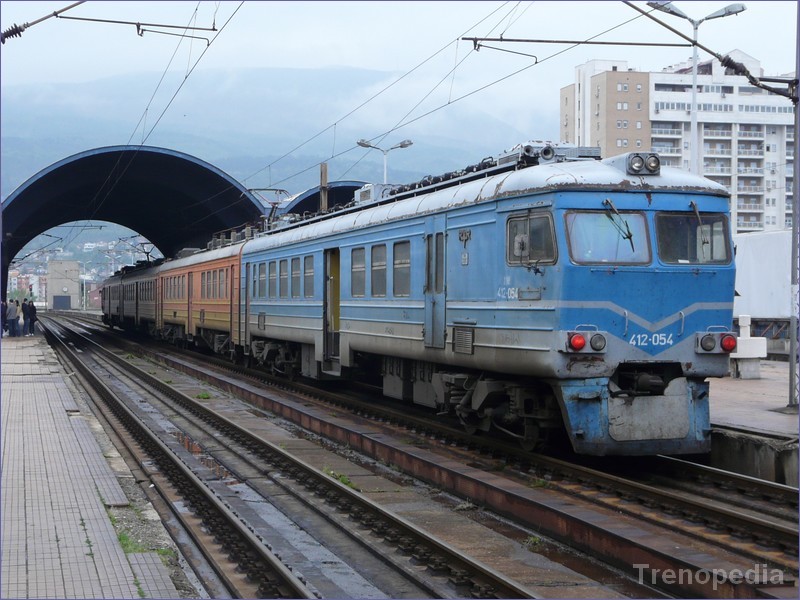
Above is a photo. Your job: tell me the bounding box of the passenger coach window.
[268,262,276,298]
[656,212,731,264]
[291,258,301,298]
[393,241,410,297]
[507,215,556,264]
[279,259,289,298]
[304,256,314,297]
[351,248,366,297]
[372,245,386,297]
[565,211,650,264]
[259,263,268,298]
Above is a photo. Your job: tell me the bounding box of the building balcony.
[736,149,763,156]
[705,148,732,156]
[739,130,764,138]
[704,166,731,174]
[737,203,764,211]
[652,128,682,136]
[737,186,765,193]
[704,129,732,137]
[736,221,764,230]
[651,146,681,155]
[737,167,764,175]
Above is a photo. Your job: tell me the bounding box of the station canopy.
[1,146,265,297]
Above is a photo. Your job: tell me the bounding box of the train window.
[251,265,258,297]
[279,259,289,298]
[212,270,218,299]
[304,256,314,297]
[565,211,650,264]
[351,248,366,297]
[259,263,268,298]
[291,258,301,298]
[393,241,410,297]
[656,212,731,264]
[221,269,227,299]
[507,215,556,265]
[268,262,276,298]
[371,245,386,297]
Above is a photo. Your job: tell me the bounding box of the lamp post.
[357,139,413,183]
[647,2,747,174]
[80,261,92,311]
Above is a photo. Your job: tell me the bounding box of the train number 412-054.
[629,333,674,347]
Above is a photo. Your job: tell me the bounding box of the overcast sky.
[1,1,797,159]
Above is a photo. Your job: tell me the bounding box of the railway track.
[44,316,549,599]
[54,313,800,598]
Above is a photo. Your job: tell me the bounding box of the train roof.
[242,154,729,253]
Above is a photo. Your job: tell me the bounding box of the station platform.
[0,334,183,599]
[708,360,798,485]
[1,336,797,598]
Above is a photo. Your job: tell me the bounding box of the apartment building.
[560,51,795,232]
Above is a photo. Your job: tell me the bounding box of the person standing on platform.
[6,300,18,337]
[1,300,7,336]
[21,298,30,336]
[28,302,38,335]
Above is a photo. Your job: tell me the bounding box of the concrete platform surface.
[1,335,182,599]
[710,360,798,438]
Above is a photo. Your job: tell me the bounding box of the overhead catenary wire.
[60,2,244,250]
[265,3,657,192]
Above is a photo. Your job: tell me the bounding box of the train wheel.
[519,420,548,452]
[458,413,481,436]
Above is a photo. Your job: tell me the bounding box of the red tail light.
[720,334,737,353]
[569,333,587,351]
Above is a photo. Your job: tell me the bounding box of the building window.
[636,140,642,147]
[623,83,629,91]
[636,84,642,92]
[636,121,642,129]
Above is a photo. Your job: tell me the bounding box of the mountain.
[1,66,554,200]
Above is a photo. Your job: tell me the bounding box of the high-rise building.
[560,51,795,233]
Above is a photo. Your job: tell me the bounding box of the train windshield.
[655,212,731,264]
[565,211,650,264]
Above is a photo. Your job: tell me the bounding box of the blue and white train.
[101,142,737,455]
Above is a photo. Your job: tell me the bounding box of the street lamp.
[80,261,93,311]
[357,139,413,183]
[647,2,747,174]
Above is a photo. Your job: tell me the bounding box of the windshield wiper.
[690,200,710,258]
[602,198,635,252]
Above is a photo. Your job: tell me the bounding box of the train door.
[424,216,447,348]
[323,248,340,359]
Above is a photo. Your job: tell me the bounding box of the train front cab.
[549,154,736,455]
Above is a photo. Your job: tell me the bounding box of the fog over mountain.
[1,66,559,201]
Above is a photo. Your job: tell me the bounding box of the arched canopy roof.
[1,145,266,298]
[277,180,366,217]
